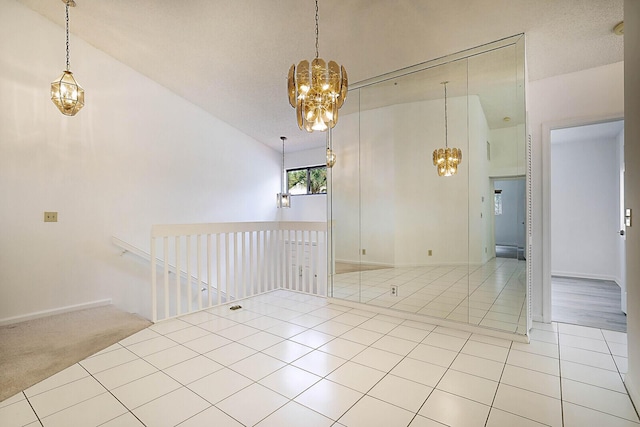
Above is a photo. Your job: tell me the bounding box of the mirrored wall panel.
[329,35,528,335]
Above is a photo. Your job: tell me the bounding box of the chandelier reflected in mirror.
[287,0,348,132]
[51,0,84,116]
[433,81,462,176]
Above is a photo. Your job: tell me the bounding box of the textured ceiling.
[16,0,624,151]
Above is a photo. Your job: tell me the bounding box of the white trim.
[0,299,112,326]
[334,260,490,268]
[551,272,620,283]
[327,297,529,343]
[541,113,624,324]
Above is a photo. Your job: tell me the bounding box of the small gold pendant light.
[326,127,336,168]
[277,136,291,208]
[51,0,84,116]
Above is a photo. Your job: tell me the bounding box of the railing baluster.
[302,230,312,293]
[216,233,222,305]
[197,234,203,310]
[267,229,275,291]
[276,228,280,289]
[233,232,239,301]
[262,230,268,293]
[249,231,255,296]
[186,235,192,313]
[225,233,230,303]
[280,230,289,289]
[163,236,170,319]
[256,230,262,294]
[242,232,248,297]
[176,236,181,315]
[207,234,212,308]
[151,236,157,323]
[310,230,317,295]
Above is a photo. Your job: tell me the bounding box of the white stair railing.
[150,221,327,322]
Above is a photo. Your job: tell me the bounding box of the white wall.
[0,0,280,322]
[331,112,363,264]
[331,95,492,267]
[550,135,619,281]
[489,125,527,177]
[624,0,640,409]
[392,97,470,267]
[527,61,624,321]
[468,96,493,265]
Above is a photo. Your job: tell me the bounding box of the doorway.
[493,178,526,260]
[549,120,626,331]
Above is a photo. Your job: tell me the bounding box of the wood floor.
[552,276,626,332]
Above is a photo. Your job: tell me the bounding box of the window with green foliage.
[287,166,327,195]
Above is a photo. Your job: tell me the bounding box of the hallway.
[552,276,627,332]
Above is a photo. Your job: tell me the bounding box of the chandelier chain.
[281,137,286,193]
[314,0,319,59]
[65,2,70,70]
[444,82,448,148]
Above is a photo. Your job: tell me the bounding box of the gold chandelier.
[433,81,462,176]
[51,0,84,116]
[287,0,348,132]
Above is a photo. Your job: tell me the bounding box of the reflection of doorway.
[550,120,626,331]
[493,178,525,260]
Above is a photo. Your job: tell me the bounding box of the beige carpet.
[0,305,151,402]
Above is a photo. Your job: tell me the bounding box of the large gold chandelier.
[433,81,462,176]
[287,0,348,132]
[51,0,84,116]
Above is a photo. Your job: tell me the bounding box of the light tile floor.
[1,290,637,427]
[333,258,527,334]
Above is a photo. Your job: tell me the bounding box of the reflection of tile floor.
[332,258,527,334]
[1,290,636,427]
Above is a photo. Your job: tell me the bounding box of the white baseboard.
[551,271,618,283]
[335,259,486,268]
[0,299,112,326]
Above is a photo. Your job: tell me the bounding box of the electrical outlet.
[44,212,58,222]
[428,250,432,256]
[390,285,398,296]
[362,249,366,255]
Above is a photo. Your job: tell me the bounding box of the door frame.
[491,176,526,258]
[541,114,624,323]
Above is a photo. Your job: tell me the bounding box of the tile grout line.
[23,390,44,427]
[16,291,636,427]
[556,322,565,427]
[482,339,511,427]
